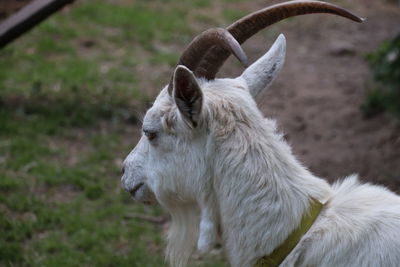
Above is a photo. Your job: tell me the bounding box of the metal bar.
[0,0,75,49]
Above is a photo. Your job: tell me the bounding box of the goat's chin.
[134,185,157,205]
[166,203,200,267]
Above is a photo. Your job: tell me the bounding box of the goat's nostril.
[122,166,125,175]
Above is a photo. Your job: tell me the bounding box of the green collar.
[254,199,324,267]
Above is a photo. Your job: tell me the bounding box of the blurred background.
[0,0,399,266]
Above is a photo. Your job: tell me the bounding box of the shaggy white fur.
[121,34,400,267]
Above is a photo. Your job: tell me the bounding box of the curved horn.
[168,28,248,94]
[196,0,364,79]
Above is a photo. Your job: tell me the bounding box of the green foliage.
[363,35,400,119]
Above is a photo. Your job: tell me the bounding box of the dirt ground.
[219,0,400,191]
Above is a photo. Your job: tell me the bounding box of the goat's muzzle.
[122,175,156,205]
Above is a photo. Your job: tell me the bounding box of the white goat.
[121,1,400,266]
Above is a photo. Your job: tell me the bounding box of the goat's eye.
[144,130,157,141]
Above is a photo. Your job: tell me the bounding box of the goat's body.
[215,135,400,267]
[204,79,400,267]
[283,176,400,266]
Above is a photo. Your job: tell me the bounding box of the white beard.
[165,202,200,267]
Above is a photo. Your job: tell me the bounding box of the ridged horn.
[195,0,364,80]
[168,28,248,94]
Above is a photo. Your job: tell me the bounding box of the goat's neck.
[213,126,332,267]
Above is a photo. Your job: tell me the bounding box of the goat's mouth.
[126,181,156,205]
[129,182,144,197]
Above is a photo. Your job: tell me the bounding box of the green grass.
[0,112,166,266]
[222,9,248,22]
[0,0,238,266]
[0,131,174,267]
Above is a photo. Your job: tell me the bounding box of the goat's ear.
[173,65,203,127]
[240,34,286,98]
